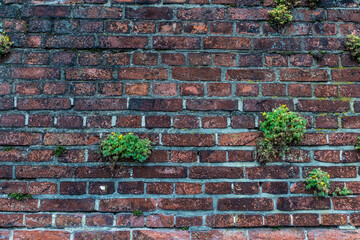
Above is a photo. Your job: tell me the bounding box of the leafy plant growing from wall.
[356,137,360,150]
[333,187,353,196]
[54,146,67,157]
[132,210,143,216]
[0,32,13,56]
[8,193,32,201]
[101,132,153,173]
[346,34,360,63]
[268,0,299,27]
[257,105,307,164]
[305,168,331,197]
[305,169,353,197]
[269,5,293,27]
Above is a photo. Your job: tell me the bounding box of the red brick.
[190,167,243,179]
[158,198,213,210]
[60,182,86,195]
[153,37,200,49]
[307,229,360,240]
[180,83,204,96]
[129,99,182,112]
[188,53,211,66]
[297,100,349,112]
[15,82,40,95]
[161,53,185,66]
[29,182,57,195]
[315,116,338,129]
[328,133,360,145]
[145,115,171,128]
[265,54,288,67]
[25,214,52,228]
[280,69,328,82]
[74,231,130,240]
[146,214,174,227]
[0,132,41,146]
[117,182,144,194]
[173,67,221,81]
[74,98,126,111]
[88,182,115,195]
[116,115,141,128]
[119,68,166,80]
[176,216,202,227]
[249,229,305,240]
[100,198,156,212]
[99,36,147,49]
[200,150,226,163]
[277,197,331,211]
[44,133,99,146]
[173,115,199,129]
[116,214,144,227]
[17,98,71,110]
[262,182,288,194]
[28,150,52,162]
[321,214,348,226]
[153,83,177,96]
[86,214,113,227]
[218,198,273,211]
[0,114,25,127]
[233,182,259,195]
[162,134,215,147]
[158,22,182,34]
[147,182,173,194]
[133,230,188,240]
[235,84,259,96]
[13,230,71,240]
[247,166,300,179]
[206,214,233,227]
[0,182,27,194]
[0,213,23,227]
[73,83,95,96]
[133,166,186,178]
[264,214,291,226]
[87,116,112,128]
[205,182,232,194]
[175,183,202,195]
[219,132,260,146]
[293,214,319,226]
[74,166,129,178]
[187,99,237,111]
[228,151,254,162]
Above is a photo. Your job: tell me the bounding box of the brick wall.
[0,0,360,238]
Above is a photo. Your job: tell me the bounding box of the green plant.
[257,105,307,164]
[0,32,13,55]
[356,137,360,150]
[333,187,353,196]
[8,193,32,201]
[54,146,67,157]
[268,4,293,27]
[305,168,330,197]
[181,226,190,231]
[2,146,13,152]
[275,0,299,8]
[346,34,360,63]
[132,210,143,216]
[101,132,153,171]
[309,0,319,9]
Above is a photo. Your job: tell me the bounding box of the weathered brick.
[100,198,156,212]
[218,198,273,211]
[158,198,213,210]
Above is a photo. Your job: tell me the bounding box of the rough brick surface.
[1,0,360,238]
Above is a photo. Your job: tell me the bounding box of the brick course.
[0,0,360,238]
